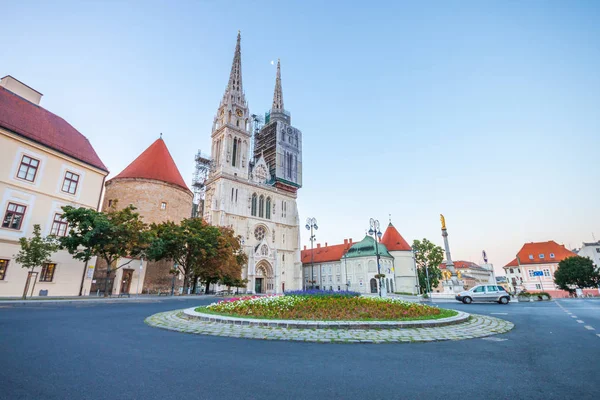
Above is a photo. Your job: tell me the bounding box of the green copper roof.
[345,235,393,259]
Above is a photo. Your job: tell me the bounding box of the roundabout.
[144,292,514,343]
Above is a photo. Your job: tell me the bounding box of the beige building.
[91,137,193,296]
[0,75,108,297]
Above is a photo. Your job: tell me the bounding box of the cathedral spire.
[223,31,244,102]
[272,59,284,111]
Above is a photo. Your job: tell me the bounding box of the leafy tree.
[59,204,148,297]
[15,224,59,299]
[412,238,444,294]
[554,256,600,293]
[199,226,248,294]
[147,218,221,293]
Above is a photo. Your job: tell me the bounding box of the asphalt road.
[0,297,598,400]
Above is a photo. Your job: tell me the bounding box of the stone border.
[145,309,514,343]
[183,307,470,329]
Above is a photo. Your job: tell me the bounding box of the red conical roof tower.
[110,138,190,192]
[380,222,412,251]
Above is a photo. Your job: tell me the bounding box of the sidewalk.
[0,294,215,305]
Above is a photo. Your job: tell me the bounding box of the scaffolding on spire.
[191,150,213,218]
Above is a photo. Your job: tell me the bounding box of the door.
[255,278,263,294]
[370,278,377,293]
[485,285,499,301]
[471,285,486,301]
[121,269,133,294]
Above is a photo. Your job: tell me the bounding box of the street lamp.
[305,217,318,290]
[342,252,349,291]
[367,218,383,297]
[171,262,178,296]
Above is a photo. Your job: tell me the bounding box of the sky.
[2,0,599,273]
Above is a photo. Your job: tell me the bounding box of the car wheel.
[462,297,472,304]
[499,297,509,304]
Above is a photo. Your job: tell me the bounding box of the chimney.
[325,242,328,247]
[303,245,306,251]
[344,239,348,245]
[350,238,353,243]
[317,243,321,248]
[0,75,43,105]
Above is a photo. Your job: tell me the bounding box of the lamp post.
[411,249,420,296]
[368,218,383,297]
[343,252,349,291]
[305,217,318,290]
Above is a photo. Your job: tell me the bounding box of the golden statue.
[440,214,446,230]
[457,270,462,279]
[442,270,451,280]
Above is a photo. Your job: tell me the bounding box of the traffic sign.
[533,271,543,277]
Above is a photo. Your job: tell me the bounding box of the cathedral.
[203,32,303,294]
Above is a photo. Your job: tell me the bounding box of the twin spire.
[221,31,284,113]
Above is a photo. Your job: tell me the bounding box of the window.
[535,284,541,290]
[528,270,535,278]
[40,263,56,282]
[254,226,266,241]
[161,202,167,210]
[282,254,285,261]
[539,254,545,259]
[0,259,8,280]
[266,197,271,219]
[498,286,506,292]
[528,254,534,260]
[486,286,498,292]
[235,189,238,203]
[550,253,555,258]
[2,203,26,230]
[108,199,113,208]
[251,194,257,216]
[596,248,600,254]
[258,195,264,218]
[17,155,39,182]
[232,138,238,167]
[509,268,514,274]
[62,171,80,194]
[517,268,520,273]
[473,286,485,293]
[50,213,68,236]
[543,268,550,277]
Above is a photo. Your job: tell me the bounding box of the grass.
[394,292,418,296]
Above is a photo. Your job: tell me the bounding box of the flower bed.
[197,295,457,321]
[283,289,361,298]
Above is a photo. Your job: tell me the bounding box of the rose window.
[254,226,266,241]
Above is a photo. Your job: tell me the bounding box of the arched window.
[370,278,377,294]
[259,195,265,218]
[251,194,257,216]
[232,138,238,167]
[266,197,271,219]
[390,279,394,293]
[231,188,234,201]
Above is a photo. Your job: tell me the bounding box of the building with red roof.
[502,241,589,297]
[91,137,193,296]
[0,75,108,297]
[300,220,419,294]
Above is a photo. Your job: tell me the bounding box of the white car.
[455,285,510,304]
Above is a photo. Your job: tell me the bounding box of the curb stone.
[145,309,514,344]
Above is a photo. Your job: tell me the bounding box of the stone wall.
[102,177,193,225]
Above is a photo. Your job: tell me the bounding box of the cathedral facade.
[203,33,303,294]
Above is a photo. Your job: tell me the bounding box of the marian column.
[440,214,464,294]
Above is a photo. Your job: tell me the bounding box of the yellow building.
[0,75,108,297]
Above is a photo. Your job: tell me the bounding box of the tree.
[59,204,148,297]
[412,238,444,294]
[147,218,221,293]
[199,226,248,294]
[15,224,59,299]
[554,256,600,293]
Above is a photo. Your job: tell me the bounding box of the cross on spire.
[272,59,284,111]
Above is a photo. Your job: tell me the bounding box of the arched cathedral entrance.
[255,261,274,294]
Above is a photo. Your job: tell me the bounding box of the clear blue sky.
[3,0,599,272]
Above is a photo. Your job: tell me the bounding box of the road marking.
[584,326,595,330]
[576,320,584,323]
[571,316,578,318]
[481,337,508,342]
[490,313,508,315]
